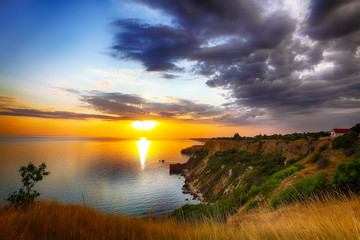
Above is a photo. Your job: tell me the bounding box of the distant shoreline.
[189,138,211,143]
[0,136,211,143]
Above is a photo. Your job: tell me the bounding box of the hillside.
[1,128,360,239]
[1,195,360,239]
[173,129,360,220]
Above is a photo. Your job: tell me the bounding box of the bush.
[319,143,329,152]
[246,200,259,211]
[343,147,356,157]
[7,162,50,208]
[270,173,328,209]
[287,158,298,165]
[307,152,330,169]
[332,131,359,149]
[308,153,321,163]
[332,157,360,193]
[248,164,305,197]
[171,187,248,222]
[317,158,330,169]
[350,123,360,133]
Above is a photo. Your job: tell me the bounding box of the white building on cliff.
[330,129,349,137]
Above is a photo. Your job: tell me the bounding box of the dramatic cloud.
[110,0,360,127]
[81,91,224,121]
[0,91,231,123]
[0,108,125,120]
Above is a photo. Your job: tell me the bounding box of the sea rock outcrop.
[169,163,187,174]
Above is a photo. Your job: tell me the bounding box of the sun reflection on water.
[136,137,151,170]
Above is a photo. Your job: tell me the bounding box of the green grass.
[248,164,305,197]
[245,200,259,211]
[270,173,328,209]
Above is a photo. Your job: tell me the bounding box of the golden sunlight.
[136,137,151,170]
[131,120,158,130]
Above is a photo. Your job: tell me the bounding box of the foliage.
[287,149,313,165]
[332,131,359,149]
[317,157,330,169]
[233,133,241,140]
[193,180,199,187]
[170,187,247,222]
[332,157,360,193]
[286,158,298,165]
[219,131,330,141]
[350,123,360,133]
[248,164,305,197]
[246,200,259,211]
[187,150,209,170]
[308,153,321,163]
[270,173,328,209]
[7,162,50,208]
[307,152,330,168]
[319,142,329,152]
[1,194,360,240]
[197,150,287,199]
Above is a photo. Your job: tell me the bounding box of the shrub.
[308,152,321,163]
[248,178,281,197]
[246,200,259,211]
[350,123,360,133]
[332,157,360,193]
[343,148,356,157]
[7,162,50,208]
[317,158,330,169]
[287,158,298,165]
[319,143,329,152]
[248,164,305,197]
[171,187,247,222]
[332,131,359,149]
[270,173,328,209]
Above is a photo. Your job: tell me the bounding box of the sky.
[0,0,359,138]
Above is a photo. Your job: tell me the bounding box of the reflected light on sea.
[137,137,151,170]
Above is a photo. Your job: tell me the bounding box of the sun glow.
[131,120,158,130]
[136,137,151,170]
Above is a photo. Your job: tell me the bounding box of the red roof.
[333,129,350,133]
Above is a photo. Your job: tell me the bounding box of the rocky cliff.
[181,137,355,212]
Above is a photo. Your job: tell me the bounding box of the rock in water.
[169,163,187,174]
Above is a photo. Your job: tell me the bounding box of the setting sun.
[131,120,158,130]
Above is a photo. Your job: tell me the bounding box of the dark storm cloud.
[111,19,198,71]
[111,0,296,72]
[81,91,224,120]
[306,0,360,40]
[110,0,360,128]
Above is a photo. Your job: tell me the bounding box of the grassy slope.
[187,138,354,203]
[1,194,360,240]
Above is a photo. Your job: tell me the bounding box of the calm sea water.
[0,137,200,216]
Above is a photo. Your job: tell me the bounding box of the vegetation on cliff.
[224,130,330,141]
[1,124,359,239]
[173,123,360,221]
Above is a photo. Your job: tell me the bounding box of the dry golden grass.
[1,193,360,240]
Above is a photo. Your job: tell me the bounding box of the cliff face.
[203,139,314,161]
[184,138,351,204]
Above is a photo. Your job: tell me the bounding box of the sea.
[0,137,200,216]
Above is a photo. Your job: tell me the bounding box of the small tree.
[7,162,50,207]
[332,157,360,193]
